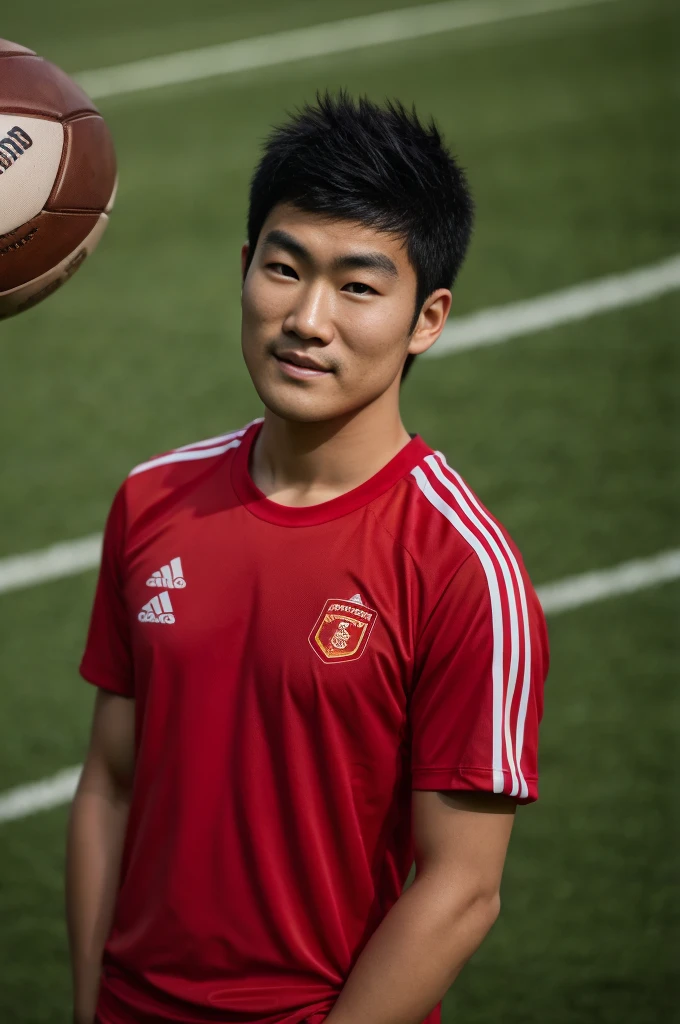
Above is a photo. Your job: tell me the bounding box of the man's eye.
[266,265,374,293]
[267,262,297,278]
[343,282,375,295]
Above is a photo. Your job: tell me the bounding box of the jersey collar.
[231,419,430,527]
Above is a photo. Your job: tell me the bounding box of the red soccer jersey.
[80,418,549,1024]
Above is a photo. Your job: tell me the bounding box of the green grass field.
[1,1,677,1021]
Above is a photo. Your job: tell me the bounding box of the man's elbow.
[425,881,503,979]
[479,889,502,930]
[456,884,502,939]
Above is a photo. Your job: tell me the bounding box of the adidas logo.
[146,557,186,589]
[347,594,364,604]
[138,591,175,624]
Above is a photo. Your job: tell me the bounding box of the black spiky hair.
[245,90,474,381]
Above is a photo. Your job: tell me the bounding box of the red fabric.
[80,420,548,1023]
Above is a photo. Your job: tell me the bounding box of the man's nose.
[283,282,334,345]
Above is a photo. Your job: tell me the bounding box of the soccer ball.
[0,38,117,320]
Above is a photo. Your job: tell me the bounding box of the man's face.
[240,203,432,423]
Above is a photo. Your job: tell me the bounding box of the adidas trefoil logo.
[146,557,186,589]
[138,591,175,624]
[348,594,364,604]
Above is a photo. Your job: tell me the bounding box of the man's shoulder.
[117,418,261,517]
[378,446,526,583]
[127,418,260,482]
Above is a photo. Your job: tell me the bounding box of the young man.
[67,92,549,1024]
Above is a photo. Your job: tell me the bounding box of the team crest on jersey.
[308,595,378,664]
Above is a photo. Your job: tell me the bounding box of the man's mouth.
[274,352,332,378]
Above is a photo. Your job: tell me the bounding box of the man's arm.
[324,790,516,1024]
[65,689,136,1024]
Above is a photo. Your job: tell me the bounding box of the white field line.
[0,534,102,596]
[0,767,83,824]
[0,546,679,824]
[0,254,678,598]
[430,253,680,356]
[76,0,621,101]
[537,548,680,615]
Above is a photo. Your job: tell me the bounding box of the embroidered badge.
[308,595,378,664]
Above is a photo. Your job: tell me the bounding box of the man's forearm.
[65,779,131,1022]
[324,871,500,1024]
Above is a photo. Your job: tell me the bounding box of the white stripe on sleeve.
[424,455,521,797]
[411,464,506,794]
[435,452,533,800]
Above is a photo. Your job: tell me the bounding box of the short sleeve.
[410,550,549,803]
[79,484,135,697]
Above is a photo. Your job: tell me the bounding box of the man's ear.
[407,288,452,358]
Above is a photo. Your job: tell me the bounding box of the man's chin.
[253,382,343,424]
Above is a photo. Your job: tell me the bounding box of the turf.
[0,0,677,1021]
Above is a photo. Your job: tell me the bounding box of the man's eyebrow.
[262,229,399,279]
[262,229,310,263]
[331,252,398,278]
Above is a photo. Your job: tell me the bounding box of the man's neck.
[250,399,412,508]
